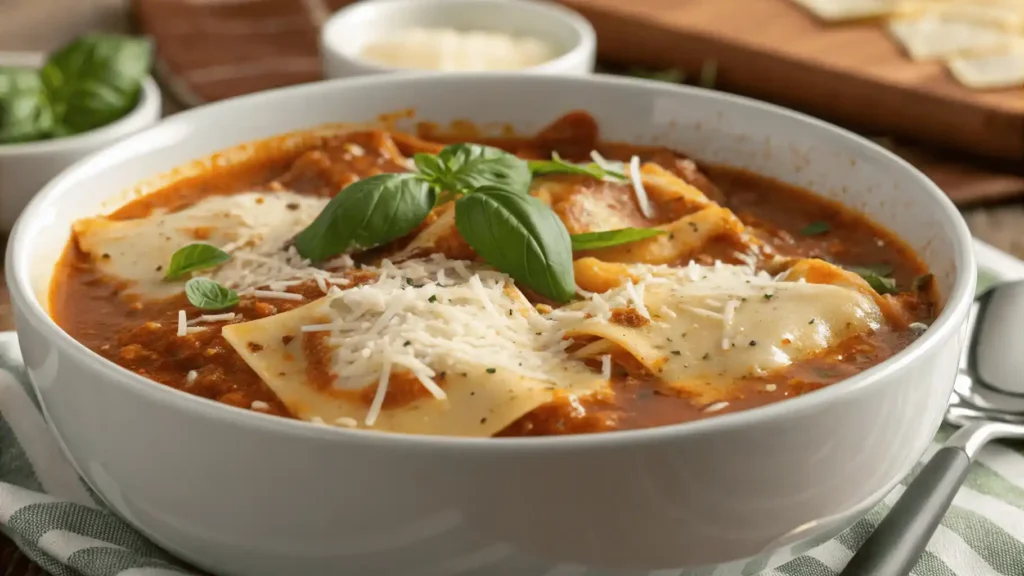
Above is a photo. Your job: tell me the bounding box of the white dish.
[0,51,162,233]
[6,73,975,576]
[320,0,596,79]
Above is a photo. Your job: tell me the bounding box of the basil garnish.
[860,273,898,295]
[570,228,667,251]
[0,68,54,143]
[847,264,898,295]
[293,173,435,262]
[800,221,830,236]
[294,143,577,300]
[432,144,531,195]
[0,34,152,144]
[455,186,575,303]
[185,278,239,310]
[528,158,627,181]
[165,243,231,280]
[848,263,895,278]
[42,34,152,134]
[913,273,934,292]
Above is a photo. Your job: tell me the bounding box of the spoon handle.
[839,446,971,576]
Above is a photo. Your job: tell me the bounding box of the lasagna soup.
[51,112,936,437]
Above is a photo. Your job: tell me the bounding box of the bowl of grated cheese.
[320,0,596,79]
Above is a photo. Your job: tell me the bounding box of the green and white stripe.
[1,239,1023,576]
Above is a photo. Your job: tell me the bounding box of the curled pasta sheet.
[562,262,885,401]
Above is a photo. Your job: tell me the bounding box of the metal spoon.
[840,280,1024,576]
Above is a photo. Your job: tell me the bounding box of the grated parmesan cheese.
[305,256,599,424]
[600,354,612,380]
[249,289,305,301]
[629,156,655,220]
[365,356,392,426]
[357,28,557,72]
[187,313,235,325]
[704,401,730,413]
[722,299,740,350]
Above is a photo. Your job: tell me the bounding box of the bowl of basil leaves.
[0,34,161,232]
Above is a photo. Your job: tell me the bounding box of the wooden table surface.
[3,0,1024,573]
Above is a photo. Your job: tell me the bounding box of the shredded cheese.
[704,401,730,413]
[177,310,187,337]
[722,299,740,350]
[187,313,236,325]
[249,289,305,301]
[365,356,392,426]
[303,256,605,424]
[629,155,655,219]
[600,354,612,380]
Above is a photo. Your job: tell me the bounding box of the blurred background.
[3,0,1024,251]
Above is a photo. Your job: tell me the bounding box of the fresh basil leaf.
[800,221,830,236]
[165,243,231,280]
[294,173,435,262]
[860,273,898,295]
[41,34,152,134]
[438,143,531,195]
[528,158,628,181]
[185,278,239,310]
[913,273,934,292]
[848,263,895,278]
[0,68,54,143]
[414,152,447,181]
[0,67,44,98]
[848,264,899,295]
[455,186,574,302]
[570,228,667,250]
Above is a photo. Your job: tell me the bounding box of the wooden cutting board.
[561,0,1024,162]
[130,0,1024,204]
[134,0,1024,162]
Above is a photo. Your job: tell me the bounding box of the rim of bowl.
[0,51,162,157]
[319,0,597,75]
[6,72,977,453]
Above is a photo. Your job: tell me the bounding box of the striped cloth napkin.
[2,265,1023,576]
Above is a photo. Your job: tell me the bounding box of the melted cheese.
[221,257,608,436]
[220,256,887,431]
[562,262,883,402]
[73,191,330,297]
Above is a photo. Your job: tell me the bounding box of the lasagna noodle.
[584,205,746,265]
[222,297,608,437]
[564,265,884,399]
[73,191,328,298]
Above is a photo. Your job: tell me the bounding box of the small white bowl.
[0,51,162,233]
[320,0,596,79]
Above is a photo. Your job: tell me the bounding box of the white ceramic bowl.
[0,51,161,233]
[320,0,596,79]
[7,74,975,576]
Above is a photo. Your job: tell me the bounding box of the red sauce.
[49,112,935,436]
